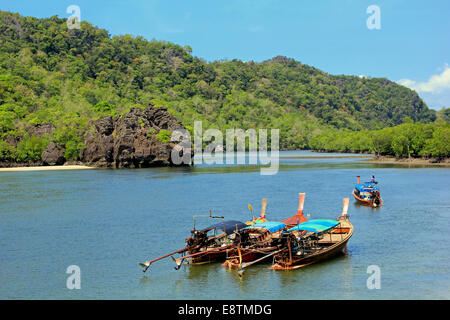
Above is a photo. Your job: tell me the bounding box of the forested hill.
[0,11,437,162]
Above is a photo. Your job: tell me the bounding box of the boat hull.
[269,238,350,270]
[352,191,382,207]
[222,247,276,268]
[270,218,353,270]
[185,245,236,265]
[190,251,228,264]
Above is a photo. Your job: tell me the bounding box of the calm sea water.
[0,151,449,299]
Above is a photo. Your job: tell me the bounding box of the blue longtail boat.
[352,175,383,207]
[270,198,353,270]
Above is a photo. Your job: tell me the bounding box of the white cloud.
[398,64,450,94]
[397,78,416,88]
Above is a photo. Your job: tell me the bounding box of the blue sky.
[1,0,449,109]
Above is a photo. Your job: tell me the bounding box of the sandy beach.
[0,165,94,172]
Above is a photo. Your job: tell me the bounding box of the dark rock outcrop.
[29,123,55,138]
[41,142,65,166]
[82,116,115,166]
[81,105,191,168]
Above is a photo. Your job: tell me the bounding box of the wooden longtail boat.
[221,221,287,269]
[139,199,269,272]
[222,193,308,270]
[269,198,353,270]
[352,175,383,207]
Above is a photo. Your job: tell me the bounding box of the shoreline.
[363,156,450,167]
[1,155,449,171]
[309,150,450,167]
[279,155,371,159]
[0,165,94,172]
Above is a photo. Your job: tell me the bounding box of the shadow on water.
[269,254,354,299]
[352,201,380,210]
[182,262,222,281]
[222,263,275,296]
[139,275,152,287]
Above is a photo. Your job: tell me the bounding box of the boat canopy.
[207,220,247,235]
[247,221,286,233]
[355,183,380,192]
[287,219,339,233]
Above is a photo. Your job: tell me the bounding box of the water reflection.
[182,263,220,282]
[336,255,354,299]
[139,275,152,287]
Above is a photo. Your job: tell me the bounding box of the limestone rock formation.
[81,105,191,168]
[41,142,65,166]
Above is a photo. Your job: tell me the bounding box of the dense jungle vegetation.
[309,117,449,159]
[0,11,447,162]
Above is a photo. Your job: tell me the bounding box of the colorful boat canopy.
[246,216,268,225]
[355,183,380,192]
[247,221,286,233]
[287,219,339,233]
[207,220,247,235]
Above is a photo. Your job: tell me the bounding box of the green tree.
[155,129,172,143]
[15,135,49,162]
[423,126,450,158]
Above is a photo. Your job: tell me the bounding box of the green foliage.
[15,135,49,162]
[52,127,85,160]
[421,125,450,158]
[0,140,15,159]
[437,107,450,123]
[309,121,449,159]
[0,111,16,134]
[146,127,156,139]
[93,101,117,116]
[0,11,440,162]
[155,129,172,143]
[391,135,409,157]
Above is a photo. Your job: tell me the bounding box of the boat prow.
[222,193,308,270]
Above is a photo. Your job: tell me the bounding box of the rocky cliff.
[0,105,191,168]
[81,105,191,168]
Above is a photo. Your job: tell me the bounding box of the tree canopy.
[0,11,442,163]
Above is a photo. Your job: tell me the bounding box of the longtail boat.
[222,193,308,270]
[139,199,268,272]
[269,198,353,270]
[221,221,288,269]
[352,175,383,207]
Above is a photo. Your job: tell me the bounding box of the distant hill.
[0,11,437,163]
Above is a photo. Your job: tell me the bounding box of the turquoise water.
[0,151,449,299]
